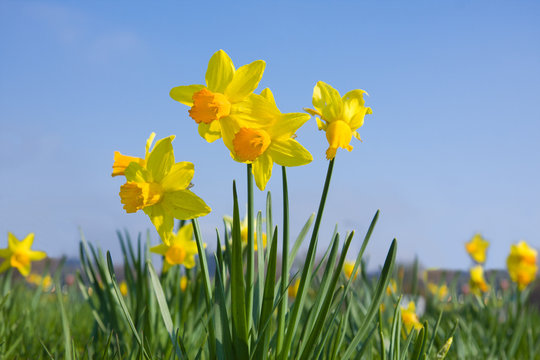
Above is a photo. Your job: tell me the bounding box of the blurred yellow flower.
[465,233,489,264]
[288,279,300,298]
[0,233,46,277]
[506,241,537,290]
[469,265,490,295]
[239,216,267,251]
[170,50,266,143]
[427,283,449,300]
[150,224,203,272]
[343,261,359,280]
[221,88,312,190]
[386,279,397,296]
[305,81,372,160]
[119,135,211,241]
[180,275,188,291]
[401,302,423,335]
[119,281,128,296]
[112,133,156,177]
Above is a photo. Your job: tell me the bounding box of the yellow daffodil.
[427,283,449,301]
[0,232,46,277]
[465,233,489,264]
[401,302,423,335]
[507,241,538,290]
[221,88,312,190]
[343,261,359,280]
[288,278,300,298]
[119,281,128,296]
[469,265,489,295]
[150,224,204,272]
[305,81,372,160]
[112,133,156,177]
[119,135,211,242]
[386,279,397,296]
[170,49,266,143]
[180,275,188,291]
[223,215,267,250]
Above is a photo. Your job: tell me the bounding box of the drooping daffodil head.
[221,88,313,190]
[112,133,156,177]
[118,135,211,242]
[0,232,47,277]
[506,241,538,290]
[469,265,490,295]
[343,261,359,280]
[305,81,372,160]
[150,223,204,272]
[401,302,423,336]
[170,49,266,143]
[465,233,489,264]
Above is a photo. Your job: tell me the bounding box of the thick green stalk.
[280,158,335,360]
[246,163,255,335]
[276,166,290,354]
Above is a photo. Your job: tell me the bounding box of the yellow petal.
[183,255,196,269]
[252,152,273,191]
[316,117,327,131]
[144,204,174,244]
[170,85,205,106]
[260,88,276,104]
[145,132,156,158]
[178,223,194,243]
[161,162,194,192]
[342,89,370,130]
[150,243,168,255]
[18,263,31,277]
[312,81,343,122]
[147,136,175,182]
[267,139,313,167]
[225,60,265,103]
[21,233,35,249]
[124,162,149,183]
[231,93,280,128]
[8,232,19,250]
[28,250,46,261]
[198,120,222,143]
[162,190,211,220]
[205,50,235,94]
[304,107,321,117]
[268,112,311,139]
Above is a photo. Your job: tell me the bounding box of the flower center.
[165,245,186,265]
[189,88,231,124]
[11,251,30,268]
[325,120,353,160]
[120,182,163,213]
[233,128,271,162]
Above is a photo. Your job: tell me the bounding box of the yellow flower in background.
[465,233,489,264]
[386,279,397,296]
[401,302,423,335]
[170,49,266,143]
[119,135,211,241]
[0,233,46,277]
[427,283,449,301]
[180,275,188,291]
[150,224,203,272]
[112,133,156,177]
[343,261,359,280]
[507,241,538,290]
[221,88,312,190]
[119,281,128,296]
[469,265,490,295]
[305,81,372,160]
[288,279,300,298]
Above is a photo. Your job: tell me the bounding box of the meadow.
[1,50,538,359]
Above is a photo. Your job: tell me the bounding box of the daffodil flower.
[469,265,490,295]
[288,279,300,298]
[170,49,266,143]
[224,214,267,251]
[507,241,537,290]
[221,88,313,190]
[465,233,489,264]
[343,261,359,280]
[305,81,372,160]
[119,135,211,242]
[150,224,203,272]
[401,302,423,335]
[427,283,449,300]
[0,232,46,276]
[112,132,156,177]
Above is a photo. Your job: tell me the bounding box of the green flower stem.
[246,163,255,335]
[280,158,335,360]
[276,166,290,355]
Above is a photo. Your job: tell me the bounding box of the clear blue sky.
[1,0,539,270]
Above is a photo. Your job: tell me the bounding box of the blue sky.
[1,1,539,270]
